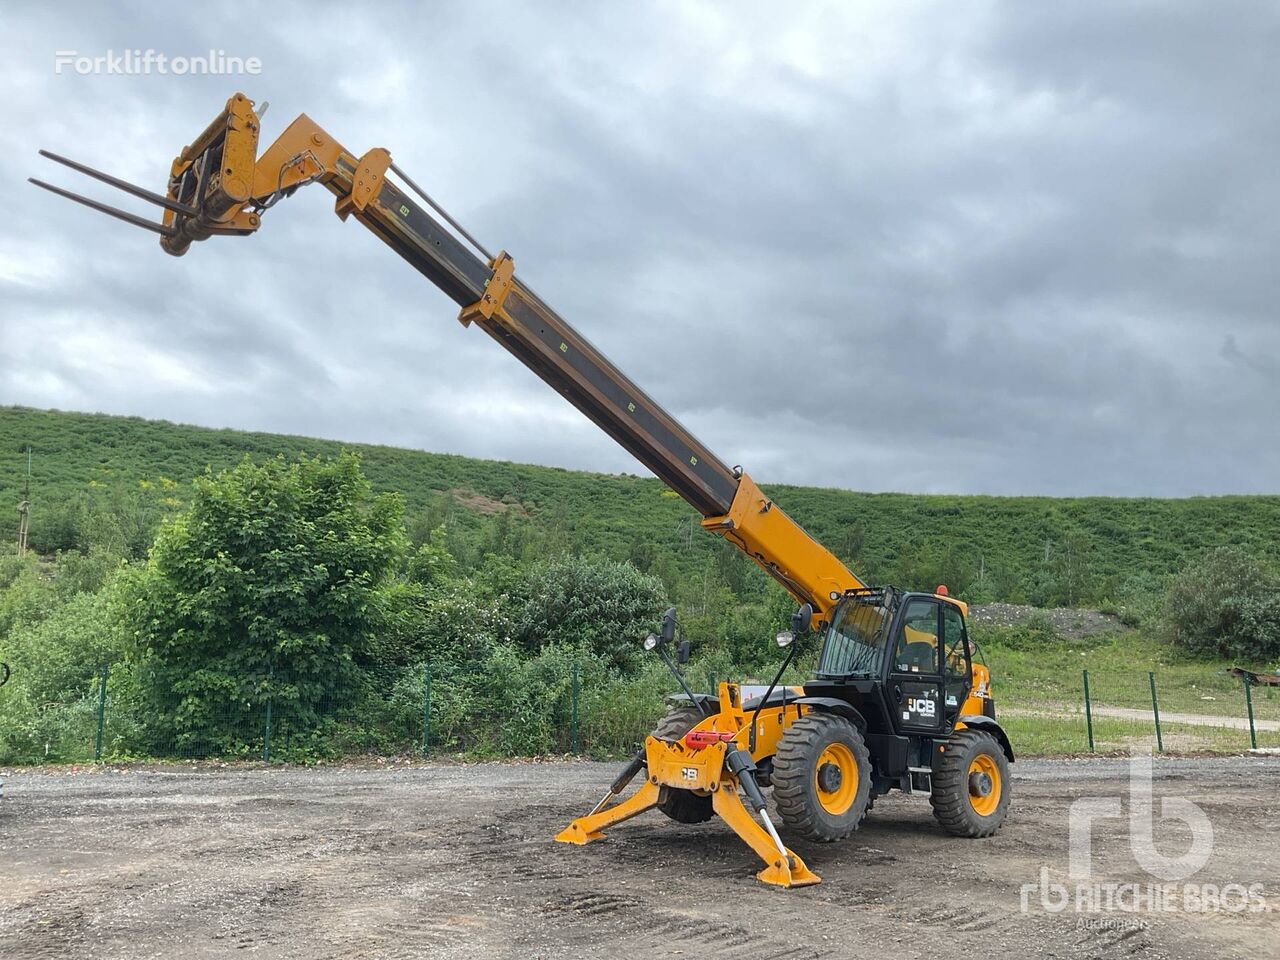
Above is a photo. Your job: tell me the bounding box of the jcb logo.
[681,767,698,781]
[909,697,936,717]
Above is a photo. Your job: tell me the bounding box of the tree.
[122,454,405,753]
[627,536,657,573]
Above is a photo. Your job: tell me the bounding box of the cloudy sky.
[1,2,1277,497]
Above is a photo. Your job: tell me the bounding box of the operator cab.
[805,587,976,740]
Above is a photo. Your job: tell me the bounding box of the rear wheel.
[651,706,714,824]
[773,713,871,842]
[930,728,1011,837]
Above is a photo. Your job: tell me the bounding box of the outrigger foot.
[756,857,822,888]
[555,780,660,845]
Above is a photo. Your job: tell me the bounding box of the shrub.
[1163,547,1280,661]
[972,612,1059,651]
[0,554,57,640]
[381,576,512,668]
[1098,572,1165,628]
[0,585,126,762]
[512,555,666,675]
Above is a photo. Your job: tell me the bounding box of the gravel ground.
[1,757,1277,960]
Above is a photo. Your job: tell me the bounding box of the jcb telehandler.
[31,93,1014,887]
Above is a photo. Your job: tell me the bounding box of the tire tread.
[773,713,871,842]
[929,728,1010,838]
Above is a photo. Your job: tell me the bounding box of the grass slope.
[4,405,1280,596]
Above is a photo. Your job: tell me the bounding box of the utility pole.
[16,445,30,557]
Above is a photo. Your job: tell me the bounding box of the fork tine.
[38,149,198,218]
[28,177,177,237]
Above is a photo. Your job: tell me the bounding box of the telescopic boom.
[30,93,862,622]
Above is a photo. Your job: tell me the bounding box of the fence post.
[422,661,432,756]
[1243,676,1257,750]
[262,664,273,763]
[1148,671,1163,753]
[94,663,109,762]
[570,661,580,756]
[1082,669,1095,752]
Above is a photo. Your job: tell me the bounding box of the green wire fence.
[2,657,1276,765]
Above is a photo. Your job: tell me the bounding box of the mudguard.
[957,713,1015,762]
[667,692,720,713]
[793,696,867,730]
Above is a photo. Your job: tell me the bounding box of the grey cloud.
[2,1,1277,498]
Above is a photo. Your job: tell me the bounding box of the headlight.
[775,630,794,648]
[643,633,659,651]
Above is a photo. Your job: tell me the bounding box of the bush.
[378,576,511,669]
[1163,547,1280,662]
[512,555,666,675]
[0,554,57,640]
[1098,572,1165,628]
[0,585,126,762]
[120,454,407,754]
[972,612,1059,651]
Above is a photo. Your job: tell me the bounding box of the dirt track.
[1,757,1277,960]
[1001,705,1280,732]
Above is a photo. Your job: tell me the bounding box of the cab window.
[942,605,969,683]
[942,603,971,716]
[893,599,939,674]
[819,597,892,677]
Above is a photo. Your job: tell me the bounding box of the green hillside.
[4,404,1280,605]
[3,404,1279,764]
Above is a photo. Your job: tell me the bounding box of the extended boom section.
[29,92,859,619]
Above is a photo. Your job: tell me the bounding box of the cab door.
[942,602,973,728]
[888,598,945,736]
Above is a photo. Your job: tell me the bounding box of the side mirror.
[676,640,691,664]
[775,630,794,648]
[790,602,815,636]
[644,607,680,654]
[660,606,678,643]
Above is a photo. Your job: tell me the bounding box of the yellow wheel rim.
[967,753,1002,817]
[814,743,858,815]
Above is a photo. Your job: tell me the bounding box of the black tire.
[773,713,872,842]
[930,728,1011,837]
[651,706,714,824]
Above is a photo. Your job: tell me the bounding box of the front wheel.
[930,728,1011,837]
[773,713,872,842]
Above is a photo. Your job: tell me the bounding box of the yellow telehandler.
[31,93,1013,887]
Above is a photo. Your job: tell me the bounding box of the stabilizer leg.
[556,780,661,844]
[711,785,821,888]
